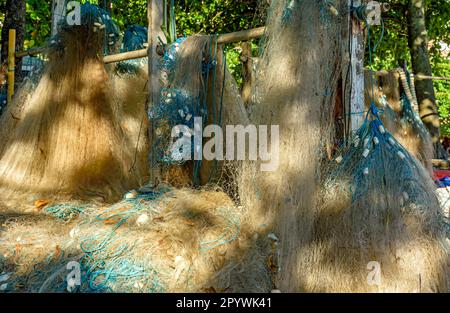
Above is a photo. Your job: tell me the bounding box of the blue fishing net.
[148,37,206,167]
[325,103,443,240]
[50,2,120,55]
[78,186,170,293]
[116,25,148,75]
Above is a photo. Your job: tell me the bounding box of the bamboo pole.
[217,26,265,44]
[148,0,164,186]
[7,29,16,105]
[17,26,267,64]
[103,26,266,64]
[15,46,47,58]
[103,49,148,64]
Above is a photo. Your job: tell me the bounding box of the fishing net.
[0,2,145,204]
[149,35,248,187]
[314,102,448,291]
[365,69,434,173]
[51,1,120,55]
[237,0,343,292]
[116,25,148,75]
[0,187,272,293]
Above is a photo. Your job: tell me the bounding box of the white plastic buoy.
[388,137,396,146]
[268,232,279,242]
[335,156,343,164]
[373,137,379,145]
[363,168,369,176]
[0,273,11,283]
[125,190,138,200]
[363,148,370,158]
[136,213,149,227]
[353,135,360,147]
[379,125,386,134]
[403,192,409,202]
[185,114,192,121]
[133,281,144,289]
[364,138,370,147]
[69,227,80,239]
[397,151,406,160]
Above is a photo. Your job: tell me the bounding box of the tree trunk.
[407,0,442,157]
[0,0,26,84]
[241,42,254,106]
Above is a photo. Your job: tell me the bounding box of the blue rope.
[45,204,86,222]
[79,187,169,292]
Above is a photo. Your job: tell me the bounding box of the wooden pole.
[17,26,267,64]
[7,29,16,105]
[103,49,148,64]
[148,0,164,186]
[51,0,66,36]
[349,0,365,133]
[217,26,265,44]
[241,42,254,105]
[15,46,47,58]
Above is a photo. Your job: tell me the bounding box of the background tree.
[0,0,26,83]
[407,0,441,155]
[366,0,450,140]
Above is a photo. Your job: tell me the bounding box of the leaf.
[34,199,50,210]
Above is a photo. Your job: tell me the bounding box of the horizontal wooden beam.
[217,26,265,44]
[103,48,148,64]
[373,70,450,82]
[16,26,267,64]
[104,26,266,64]
[15,46,47,58]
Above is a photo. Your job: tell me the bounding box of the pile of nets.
[0,1,145,203]
[365,69,434,173]
[330,103,436,208]
[314,103,448,292]
[0,186,273,293]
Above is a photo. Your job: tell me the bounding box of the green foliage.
[110,0,147,29]
[25,0,51,49]
[368,0,450,137]
[433,57,450,137]
[174,0,262,36]
[174,0,264,87]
